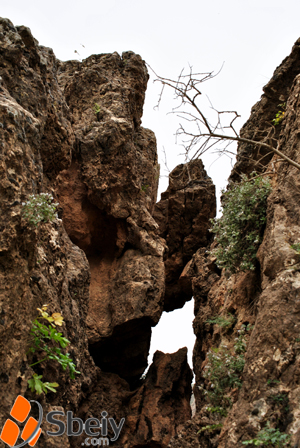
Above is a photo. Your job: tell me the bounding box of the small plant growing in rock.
[28,374,59,395]
[291,243,300,253]
[197,423,223,434]
[22,193,58,227]
[203,325,249,407]
[28,305,80,395]
[234,324,250,353]
[269,393,289,413]
[210,173,271,273]
[242,421,291,447]
[206,406,227,417]
[267,379,281,387]
[272,103,286,126]
[94,103,101,121]
[206,313,235,328]
[141,184,150,193]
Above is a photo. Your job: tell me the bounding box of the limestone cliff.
[3,15,300,448]
[0,17,201,448]
[154,160,216,312]
[168,38,300,448]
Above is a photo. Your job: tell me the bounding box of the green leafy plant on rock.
[267,379,281,387]
[94,102,101,121]
[22,193,59,227]
[242,421,291,447]
[28,305,80,394]
[28,374,59,395]
[197,423,223,434]
[291,243,300,253]
[269,393,289,413]
[272,103,286,126]
[206,312,235,328]
[206,406,227,417]
[141,184,150,193]
[210,173,271,273]
[203,325,249,407]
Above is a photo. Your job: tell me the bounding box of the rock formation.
[168,37,300,448]
[3,14,300,448]
[154,160,216,312]
[0,17,197,448]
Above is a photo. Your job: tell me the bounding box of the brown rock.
[217,40,300,448]
[0,20,95,444]
[230,37,300,181]
[169,37,300,448]
[123,348,193,448]
[54,50,165,385]
[154,160,216,311]
[0,17,189,448]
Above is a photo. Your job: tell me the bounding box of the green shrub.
[206,313,235,328]
[28,374,59,395]
[197,423,223,434]
[210,174,271,273]
[94,103,101,114]
[22,193,59,227]
[206,406,227,417]
[203,325,248,407]
[272,103,286,126]
[28,305,80,394]
[242,422,291,447]
[291,243,300,253]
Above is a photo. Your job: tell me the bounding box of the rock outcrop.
[154,160,216,312]
[122,348,192,448]
[168,37,300,448]
[0,17,95,447]
[55,49,165,386]
[4,15,300,448]
[0,17,192,448]
[230,37,300,181]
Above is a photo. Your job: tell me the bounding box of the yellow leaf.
[52,313,64,326]
[37,308,49,319]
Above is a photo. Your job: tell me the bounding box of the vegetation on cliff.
[210,173,271,273]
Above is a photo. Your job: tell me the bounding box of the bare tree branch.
[148,64,300,172]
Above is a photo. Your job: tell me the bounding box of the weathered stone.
[218,67,300,448]
[0,17,192,448]
[0,20,96,443]
[230,37,300,181]
[124,348,193,448]
[54,51,165,385]
[169,38,300,448]
[154,160,216,312]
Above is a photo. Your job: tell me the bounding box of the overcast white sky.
[2,0,300,370]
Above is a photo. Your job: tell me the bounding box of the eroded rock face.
[218,68,300,448]
[169,38,300,448]
[124,348,193,448]
[0,17,95,446]
[75,348,192,448]
[230,37,300,181]
[54,50,165,385]
[154,160,216,312]
[0,17,191,448]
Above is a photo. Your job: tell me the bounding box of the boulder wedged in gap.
[154,159,216,312]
